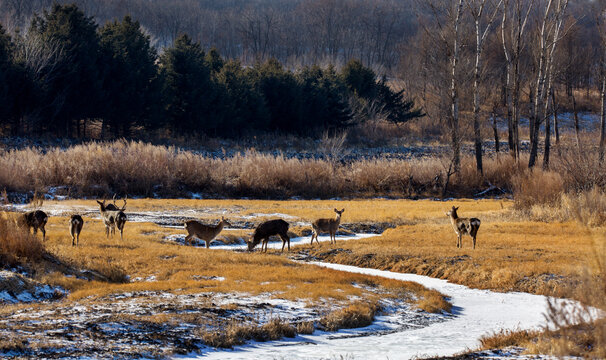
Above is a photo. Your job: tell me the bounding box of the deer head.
[446,206,459,218]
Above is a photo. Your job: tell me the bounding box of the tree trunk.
[573,93,581,150]
[529,0,554,169]
[493,109,500,155]
[543,88,552,170]
[450,0,464,173]
[473,16,483,175]
[552,88,559,150]
[600,76,606,162]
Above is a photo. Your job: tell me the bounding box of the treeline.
[0,0,415,69]
[0,4,422,138]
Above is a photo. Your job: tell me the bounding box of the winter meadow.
[0,0,605,359]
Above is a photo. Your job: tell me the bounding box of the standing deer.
[247,219,290,252]
[97,196,127,240]
[184,216,231,248]
[446,206,481,249]
[311,208,344,245]
[21,210,48,241]
[69,214,84,246]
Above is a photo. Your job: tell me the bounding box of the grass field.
[1,197,602,357]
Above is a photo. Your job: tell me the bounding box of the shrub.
[0,212,45,266]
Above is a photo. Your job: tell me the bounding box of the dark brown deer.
[247,219,290,252]
[184,216,231,248]
[21,210,48,241]
[69,214,84,246]
[446,206,481,249]
[311,208,344,245]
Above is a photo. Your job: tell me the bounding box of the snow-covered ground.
[188,262,591,360]
[165,233,377,250]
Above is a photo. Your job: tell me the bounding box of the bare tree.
[527,0,569,169]
[501,0,534,161]
[469,0,502,174]
[596,5,606,163]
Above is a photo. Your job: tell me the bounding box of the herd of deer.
[18,198,482,250]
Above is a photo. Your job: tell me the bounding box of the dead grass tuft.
[320,301,378,331]
[416,290,452,314]
[0,212,45,266]
[200,318,296,348]
[296,321,315,334]
[479,329,538,350]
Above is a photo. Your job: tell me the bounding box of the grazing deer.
[184,216,231,248]
[69,214,84,246]
[446,206,481,249]
[97,196,127,240]
[21,210,48,241]
[247,219,290,252]
[311,208,344,245]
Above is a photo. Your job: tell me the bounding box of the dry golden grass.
[320,301,377,331]
[0,212,45,266]
[0,140,517,198]
[199,318,296,348]
[3,204,448,309]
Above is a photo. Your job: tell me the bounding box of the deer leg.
[33,226,38,235]
[458,233,462,248]
[41,227,46,241]
[120,228,124,241]
[280,233,290,252]
[105,225,109,239]
[473,235,476,249]
[71,233,75,246]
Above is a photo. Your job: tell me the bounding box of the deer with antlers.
[97,196,127,240]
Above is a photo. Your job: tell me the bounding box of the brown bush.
[511,169,564,210]
[320,302,377,331]
[200,318,296,349]
[0,213,45,266]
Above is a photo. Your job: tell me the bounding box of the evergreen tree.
[341,59,377,99]
[205,48,224,74]
[160,34,222,135]
[29,4,101,136]
[216,59,269,135]
[376,77,424,126]
[99,16,160,136]
[250,58,302,133]
[298,65,351,131]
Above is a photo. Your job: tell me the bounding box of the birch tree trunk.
[600,76,606,162]
[528,0,554,168]
[471,0,502,175]
[450,0,465,173]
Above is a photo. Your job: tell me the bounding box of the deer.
[184,216,231,248]
[310,208,344,245]
[247,219,290,252]
[446,206,481,249]
[97,196,127,240]
[69,214,84,246]
[21,210,48,241]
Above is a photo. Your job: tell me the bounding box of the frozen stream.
[189,262,579,360]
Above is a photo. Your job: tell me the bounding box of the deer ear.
[334,208,338,212]
[455,206,459,211]
[341,208,345,212]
